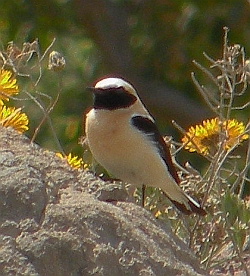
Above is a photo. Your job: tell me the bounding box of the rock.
[0,127,207,276]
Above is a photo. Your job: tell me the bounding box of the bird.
[85,77,206,215]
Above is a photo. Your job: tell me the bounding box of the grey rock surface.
[0,127,207,276]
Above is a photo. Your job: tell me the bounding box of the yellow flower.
[0,105,29,133]
[56,152,86,170]
[0,70,19,101]
[223,119,249,150]
[182,118,249,155]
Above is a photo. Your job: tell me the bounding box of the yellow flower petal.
[56,152,85,170]
[223,119,249,150]
[0,105,29,133]
[0,70,19,101]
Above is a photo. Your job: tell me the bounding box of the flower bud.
[48,51,66,71]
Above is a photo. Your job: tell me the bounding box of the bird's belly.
[85,110,172,188]
[87,131,167,187]
[89,136,146,185]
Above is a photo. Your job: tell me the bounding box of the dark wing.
[131,115,180,184]
[131,115,206,216]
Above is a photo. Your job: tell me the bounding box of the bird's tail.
[163,191,206,216]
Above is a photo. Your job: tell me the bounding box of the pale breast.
[86,108,150,182]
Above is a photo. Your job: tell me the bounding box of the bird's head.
[87,77,138,110]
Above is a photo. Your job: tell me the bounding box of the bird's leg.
[141,184,146,207]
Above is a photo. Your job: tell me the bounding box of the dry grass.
[142,27,250,275]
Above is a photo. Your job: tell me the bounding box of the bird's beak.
[86,87,104,94]
[86,87,96,93]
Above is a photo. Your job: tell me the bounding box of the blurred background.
[0,0,249,163]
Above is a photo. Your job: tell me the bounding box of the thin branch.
[191,72,220,115]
